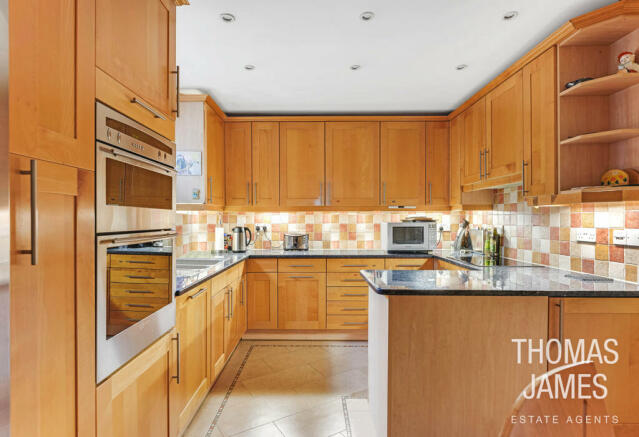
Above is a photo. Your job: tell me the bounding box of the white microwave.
[382,221,438,253]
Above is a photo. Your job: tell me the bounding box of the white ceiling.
[177,0,615,115]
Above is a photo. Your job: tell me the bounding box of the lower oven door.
[96,230,176,383]
[97,143,176,234]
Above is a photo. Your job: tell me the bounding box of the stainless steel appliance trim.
[99,145,176,174]
[130,97,167,120]
[99,231,178,245]
[188,286,207,300]
[171,66,180,117]
[171,333,180,384]
[19,160,37,265]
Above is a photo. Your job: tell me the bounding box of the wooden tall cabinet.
[461,98,486,186]
[426,122,450,208]
[252,122,280,207]
[225,122,252,206]
[96,0,177,139]
[449,116,463,206]
[10,156,95,437]
[280,122,325,207]
[206,105,225,206]
[278,273,327,329]
[9,0,95,170]
[380,122,426,206]
[326,122,380,206]
[523,47,558,198]
[247,273,278,329]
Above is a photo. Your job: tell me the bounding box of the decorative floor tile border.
[204,342,368,437]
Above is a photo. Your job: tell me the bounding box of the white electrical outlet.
[627,229,639,247]
[575,228,596,243]
[612,230,627,246]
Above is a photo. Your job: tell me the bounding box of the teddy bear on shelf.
[618,51,639,73]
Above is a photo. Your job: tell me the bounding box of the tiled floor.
[183,340,371,437]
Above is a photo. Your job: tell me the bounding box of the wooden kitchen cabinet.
[224,278,241,356]
[225,122,252,206]
[9,0,95,170]
[280,122,325,207]
[326,122,380,206]
[449,116,463,206]
[206,104,225,206]
[485,70,524,182]
[96,0,177,139]
[278,273,327,329]
[247,273,278,329]
[236,273,248,341]
[380,122,426,206]
[210,288,227,381]
[461,98,486,186]
[426,122,450,208]
[252,122,280,207]
[174,281,211,436]
[523,47,558,198]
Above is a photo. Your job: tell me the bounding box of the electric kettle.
[231,226,252,252]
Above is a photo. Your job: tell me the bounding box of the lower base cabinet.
[278,272,327,329]
[210,288,227,380]
[247,272,278,329]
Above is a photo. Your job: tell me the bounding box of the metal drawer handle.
[522,160,529,194]
[125,260,154,264]
[126,275,155,279]
[172,333,180,384]
[289,275,313,279]
[342,264,368,267]
[556,300,564,343]
[130,97,167,120]
[126,304,153,308]
[343,322,367,326]
[171,65,180,117]
[396,264,422,268]
[342,293,367,297]
[289,265,314,268]
[342,308,367,311]
[342,279,362,282]
[126,318,142,322]
[189,287,207,299]
[126,290,154,294]
[19,159,38,265]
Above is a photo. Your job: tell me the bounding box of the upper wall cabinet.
[252,122,280,207]
[380,122,425,206]
[280,122,325,207]
[426,122,450,208]
[225,122,252,206]
[206,105,225,207]
[461,98,486,187]
[449,117,462,206]
[326,122,380,207]
[96,0,177,140]
[9,0,95,170]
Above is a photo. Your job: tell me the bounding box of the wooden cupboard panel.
[384,258,433,270]
[461,98,486,186]
[449,116,462,206]
[523,47,558,198]
[247,273,278,330]
[326,122,380,206]
[210,289,226,380]
[327,287,369,301]
[9,0,95,170]
[327,300,368,315]
[96,333,171,437]
[278,258,326,273]
[326,258,384,272]
[280,122,325,207]
[426,122,450,208]
[96,0,176,119]
[252,122,279,207]
[327,272,368,287]
[380,122,426,206]
[247,258,277,273]
[326,315,368,330]
[485,70,524,180]
[206,104,225,206]
[225,122,252,206]
[277,273,326,329]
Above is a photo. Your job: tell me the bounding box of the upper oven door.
[97,143,176,234]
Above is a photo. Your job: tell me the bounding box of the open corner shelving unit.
[557,13,639,203]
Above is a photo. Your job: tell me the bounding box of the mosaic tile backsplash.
[175,186,639,283]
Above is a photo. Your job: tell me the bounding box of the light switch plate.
[627,229,639,247]
[613,230,627,246]
[575,228,596,243]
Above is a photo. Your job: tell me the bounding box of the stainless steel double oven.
[96,102,177,382]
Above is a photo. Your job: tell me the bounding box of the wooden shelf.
[534,185,639,206]
[560,129,639,145]
[561,14,639,46]
[560,73,639,97]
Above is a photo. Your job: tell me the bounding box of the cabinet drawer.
[109,268,170,284]
[327,287,368,301]
[211,268,235,290]
[109,282,170,299]
[327,315,368,330]
[109,254,170,269]
[108,310,154,335]
[278,258,326,273]
[247,258,277,273]
[384,258,432,270]
[327,272,368,287]
[110,296,169,312]
[327,258,384,272]
[327,300,368,315]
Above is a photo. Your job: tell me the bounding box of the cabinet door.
[280,122,325,207]
[426,122,450,208]
[97,333,172,437]
[174,282,210,435]
[210,289,227,381]
[485,71,524,180]
[247,273,278,329]
[449,116,462,206]
[278,273,327,329]
[252,122,279,207]
[380,122,425,206]
[523,47,557,198]
[326,122,380,206]
[206,105,225,206]
[550,298,639,427]
[225,122,252,206]
[223,285,239,356]
[237,275,248,337]
[96,0,176,120]
[9,0,95,170]
[461,98,485,186]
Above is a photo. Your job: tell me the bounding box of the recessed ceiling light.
[220,13,236,23]
[350,64,361,71]
[456,64,468,71]
[360,11,375,21]
[503,11,518,20]
[244,64,255,71]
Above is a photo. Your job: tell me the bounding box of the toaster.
[283,233,309,251]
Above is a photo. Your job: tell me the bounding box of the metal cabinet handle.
[319,182,323,205]
[342,264,367,267]
[556,300,564,343]
[342,279,363,282]
[130,97,167,120]
[254,182,257,205]
[247,182,250,205]
[343,322,367,326]
[522,160,529,194]
[126,275,154,279]
[289,264,313,268]
[241,277,245,305]
[172,333,180,384]
[342,293,367,297]
[171,65,180,117]
[19,159,37,265]
[126,318,142,322]
[126,290,154,294]
[326,182,331,206]
[479,150,483,179]
[125,260,154,264]
[230,287,233,318]
[382,182,386,204]
[188,287,207,300]
[126,303,153,308]
[484,149,489,177]
[208,176,213,203]
[396,264,422,268]
[289,275,313,279]
[342,308,367,311]
[428,182,432,204]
